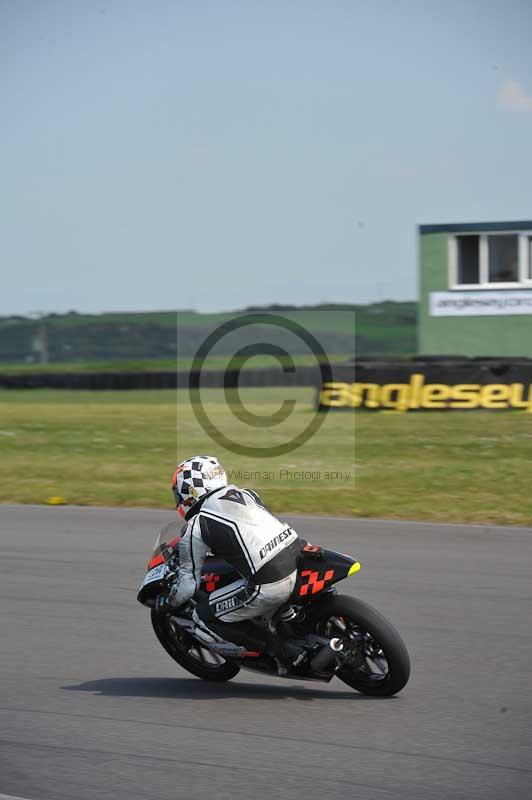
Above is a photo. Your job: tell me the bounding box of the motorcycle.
[137,523,410,697]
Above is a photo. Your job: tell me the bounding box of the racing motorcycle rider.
[156,455,305,672]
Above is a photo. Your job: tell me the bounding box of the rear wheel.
[314,594,410,697]
[151,610,240,682]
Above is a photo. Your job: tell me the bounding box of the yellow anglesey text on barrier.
[319,375,532,412]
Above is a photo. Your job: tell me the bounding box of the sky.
[1,0,532,315]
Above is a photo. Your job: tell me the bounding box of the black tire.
[314,594,410,697]
[151,610,240,683]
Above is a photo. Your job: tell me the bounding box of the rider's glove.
[154,595,170,614]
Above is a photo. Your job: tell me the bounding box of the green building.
[418,221,532,357]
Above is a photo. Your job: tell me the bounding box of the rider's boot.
[193,613,306,674]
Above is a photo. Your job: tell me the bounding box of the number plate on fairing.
[140,563,166,588]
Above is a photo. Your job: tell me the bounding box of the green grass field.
[0,388,530,525]
[0,354,354,374]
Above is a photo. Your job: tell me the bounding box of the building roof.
[419,221,532,234]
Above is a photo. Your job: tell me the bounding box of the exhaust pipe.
[310,637,344,672]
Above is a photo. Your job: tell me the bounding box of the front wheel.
[151,610,240,682]
[314,594,410,697]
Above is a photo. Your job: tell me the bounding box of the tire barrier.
[0,366,323,391]
[1,359,532,413]
[317,358,532,412]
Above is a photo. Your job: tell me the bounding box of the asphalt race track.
[1,505,531,800]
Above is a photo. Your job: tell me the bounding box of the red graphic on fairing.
[203,573,222,593]
[299,569,335,596]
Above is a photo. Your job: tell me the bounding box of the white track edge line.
[0,503,531,533]
[0,793,35,800]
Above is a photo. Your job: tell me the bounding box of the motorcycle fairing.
[138,528,360,607]
[292,548,360,600]
[147,535,181,570]
[138,525,242,605]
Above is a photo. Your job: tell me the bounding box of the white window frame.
[448,231,532,290]
[526,235,532,282]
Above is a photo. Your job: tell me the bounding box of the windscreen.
[147,519,186,568]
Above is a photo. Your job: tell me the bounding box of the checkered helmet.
[171,456,227,517]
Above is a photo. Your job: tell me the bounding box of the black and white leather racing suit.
[167,485,302,657]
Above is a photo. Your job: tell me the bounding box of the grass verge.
[0,388,530,525]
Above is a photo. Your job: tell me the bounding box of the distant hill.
[0,302,416,367]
